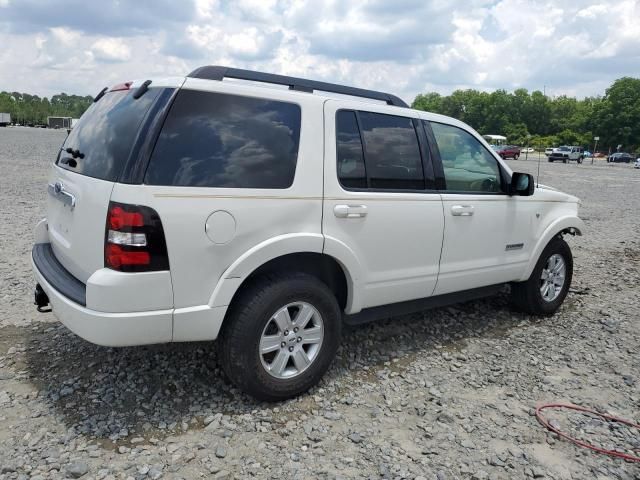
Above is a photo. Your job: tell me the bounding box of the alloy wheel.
[540,254,566,302]
[259,302,324,379]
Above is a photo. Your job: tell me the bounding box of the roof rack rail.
[187,65,409,108]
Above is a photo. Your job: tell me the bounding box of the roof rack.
[187,65,409,108]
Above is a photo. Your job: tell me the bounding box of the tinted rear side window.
[145,90,301,188]
[357,112,424,190]
[59,88,162,181]
[336,111,367,189]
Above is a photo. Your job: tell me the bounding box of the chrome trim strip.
[48,182,76,209]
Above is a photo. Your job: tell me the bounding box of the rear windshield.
[144,90,301,189]
[57,88,162,181]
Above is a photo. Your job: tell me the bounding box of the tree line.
[0,91,93,126]
[412,77,640,154]
[2,78,638,153]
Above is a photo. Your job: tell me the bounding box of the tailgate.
[47,165,114,283]
[45,84,171,283]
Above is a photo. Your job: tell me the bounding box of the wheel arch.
[520,216,584,281]
[208,233,362,319]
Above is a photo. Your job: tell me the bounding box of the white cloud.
[91,38,131,63]
[0,0,638,102]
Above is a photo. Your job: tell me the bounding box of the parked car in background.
[608,153,634,163]
[548,146,584,163]
[494,145,521,159]
[593,152,606,158]
[583,151,591,158]
[634,157,640,169]
[544,148,554,157]
[520,147,535,153]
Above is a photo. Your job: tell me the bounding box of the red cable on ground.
[535,403,640,463]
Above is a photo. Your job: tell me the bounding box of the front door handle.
[451,205,474,216]
[334,204,368,218]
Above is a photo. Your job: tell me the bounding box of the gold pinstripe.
[152,192,577,204]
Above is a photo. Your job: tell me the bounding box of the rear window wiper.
[93,87,108,103]
[133,80,152,99]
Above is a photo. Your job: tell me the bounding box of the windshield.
[58,88,162,181]
[557,146,570,151]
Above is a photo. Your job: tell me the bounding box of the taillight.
[105,202,169,272]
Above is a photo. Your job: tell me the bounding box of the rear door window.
[145,90,301,189]
[336,111,367,189]
[58,88,162,181]
[358,112,425,190]
[336,110,425,190]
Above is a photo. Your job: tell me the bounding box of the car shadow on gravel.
[21,290,534,443]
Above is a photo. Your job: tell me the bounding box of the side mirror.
[509,172,535,196]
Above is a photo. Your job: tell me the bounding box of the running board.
[343,284,505,326]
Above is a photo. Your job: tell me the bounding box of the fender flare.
[207,233,363,313]
[322,235,365,314]
[520,216,584,281]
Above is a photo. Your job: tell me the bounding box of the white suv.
[32,66,584,400]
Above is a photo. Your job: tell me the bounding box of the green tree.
[411,77,640,151]
[0,90,92,125]
[591,77,640,152]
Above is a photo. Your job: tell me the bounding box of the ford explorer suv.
[548,146,584,163]
[32,66,584,400]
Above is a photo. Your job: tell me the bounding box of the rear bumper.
[32,243,173,347]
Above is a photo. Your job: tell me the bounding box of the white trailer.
[0,112,11,126]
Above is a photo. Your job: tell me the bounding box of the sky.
[0,0,639,103]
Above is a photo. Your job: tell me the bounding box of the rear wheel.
[218,272,341,401]
[578,156,583,164]
[563,158,568,163]
[511,236,573,316]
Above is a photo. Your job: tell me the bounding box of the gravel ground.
[1,127,639,479]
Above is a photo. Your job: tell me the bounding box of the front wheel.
[578,156,583,164]
[218,273,342,401]
[511,236,573,316]
[514,153,520,160]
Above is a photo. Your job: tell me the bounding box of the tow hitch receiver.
[34,284,51,312]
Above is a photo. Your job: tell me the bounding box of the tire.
[563,158,568,164]
[578,156,583,164]
[218,272,342,401]
[548,159,553,163]
[511,236,573,316]
[514,153,520,160]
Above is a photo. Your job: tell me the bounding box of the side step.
[343,284,505,326]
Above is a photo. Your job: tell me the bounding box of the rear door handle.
[334,204,368,218]
[451,205,474,216]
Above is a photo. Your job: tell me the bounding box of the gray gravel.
[1,127,639,479]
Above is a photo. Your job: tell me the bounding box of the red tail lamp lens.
[105,244,150,268]
[108,206,144,230]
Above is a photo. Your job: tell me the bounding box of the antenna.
[536,142,542,188]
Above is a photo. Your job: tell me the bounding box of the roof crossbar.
[187,65,409,108]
